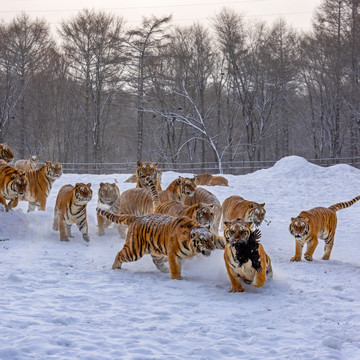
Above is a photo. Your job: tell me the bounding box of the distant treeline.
[1,0,359,174]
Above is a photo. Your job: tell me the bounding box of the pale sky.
[0,0,322,33]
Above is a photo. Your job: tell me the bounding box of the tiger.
[96,182,121,236]
[125,168,163,185]
[155,201,216,230]
[223,218,272,292]
[159,176,197,203]
[52,183,93,242]
[20,161,62,211]
[222,195,266,230]
[184,187,222,233]
[96,208,226,279]
[0,160,28,211]
[14,155,39,172]
[124,173,137,183]
[289,195,360,262]
[0,143,14,163]
[135,161,162,191]
[195,173,228,187]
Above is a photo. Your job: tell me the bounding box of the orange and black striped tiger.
[222,195,266,229]
[97,208,225,279]
[0,160,27,211]
[21,161,62,211]
[53,183,93,242]
[96,182,121,236]
[185,187,222,233]
[158,176,197,203]
[224,218,272,292]
[289,195,360,262]
[135,161,162,191]
[0,144,14,163]
[195,173,228,186]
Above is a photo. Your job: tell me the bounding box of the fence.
[61,156,360,175]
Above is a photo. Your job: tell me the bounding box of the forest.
[0,0,359,174]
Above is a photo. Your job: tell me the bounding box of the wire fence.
[61,157,360,175]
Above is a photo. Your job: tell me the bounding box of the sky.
[0,0,322,34]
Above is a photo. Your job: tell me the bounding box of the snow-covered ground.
[1,156,360,360]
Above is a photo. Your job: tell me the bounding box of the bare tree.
[4,13,54,157]
[126,14,172,161]
[59,9,126,166]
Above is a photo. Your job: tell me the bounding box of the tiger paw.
[60,238,69,242]
[82,234,90,242]
[304,255,313,261]
[230,286,244,293]
[290,256,301,262]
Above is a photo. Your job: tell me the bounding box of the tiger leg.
[304,237,318,261]
[225,259,244,292]
[7,197,18,210]
[38,194,47,211]
[112,239,142,270]
[168,252,183,280]
[322,237,334,260]
[52,208,59,231]
[151,255,169,273]
[252,251,268,288]
[58,216,69,242]
[76,220,89,242]
[290,241,304,262]
[97,214,106,236]
[0,195,8,211]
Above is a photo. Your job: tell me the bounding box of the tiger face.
[98,182,120,206]
[289,217,309,241]
[45,161,63,180]
[224,219,252,247]
[74,183,92,204]
[247,203,266,227]
[0,144,14,163]
[194,203,215,230]
[136,161,159,188]
[10,172,27,196]
[180,176,197,197]
[190,226,216,256]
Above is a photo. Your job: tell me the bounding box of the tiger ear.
[137,161,142,167]
[176,178,182,184]
[209,204,215,210]
[11,173,17,180]
[291,217,295,221]
[224,220,230,226]
[261,203,265,207]
[100,182,104,187]
[75,183,80,187]
[87,183,91,188]
[304,217,310,222]
[249,204,254,209]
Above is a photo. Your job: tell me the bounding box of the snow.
[1,155,360,359]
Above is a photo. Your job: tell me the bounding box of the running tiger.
[0,144,14,163]
[0,160,27,211]
[53,183,93,242]
[97,182,121,236]
[21,161,62,211]
[195,173,228,186]
[289,195,360,261]
[135,161,162,191]
[222,195,266,229]
[223,218,272,292]
[14,155,39,172]
[97,208,225,279]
